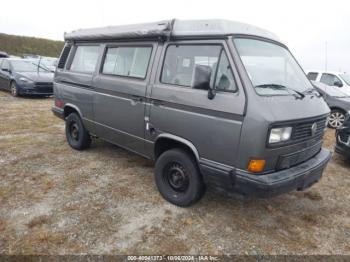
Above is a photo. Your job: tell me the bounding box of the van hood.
[261,95,330,122]
[14,72,54,82]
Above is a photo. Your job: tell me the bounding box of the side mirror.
[1,68,10,73]
[334,80,343,87]
[192,64,212,92]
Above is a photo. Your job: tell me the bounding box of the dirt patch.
[0,90,349,255]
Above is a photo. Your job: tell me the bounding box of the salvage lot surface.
[0,90,349,255]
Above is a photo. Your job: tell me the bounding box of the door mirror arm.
[208,86,216,100]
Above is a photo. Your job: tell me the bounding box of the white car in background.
[306,70,350,95]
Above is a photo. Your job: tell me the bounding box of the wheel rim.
[165,162,189,192]
[329,112,345,128]
[11,84,17,96]
[70,122,80,141]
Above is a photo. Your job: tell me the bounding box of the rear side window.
[102,47,152,79]
[69,46,100,73]
[161,45,236,91]
[320,73,341,86]
[307,72,318,81]
[57,45,72,69]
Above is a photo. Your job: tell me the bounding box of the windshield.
[11,60,49,72]
[340,73,350,85]
[234,38,313,96]
[40,57,57,67]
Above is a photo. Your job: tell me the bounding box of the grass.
[0,33,64,57]
[0,90,349,255]
[27,215,51,229]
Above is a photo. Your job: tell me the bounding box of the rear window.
[307,72,318,81]
[69,46,100,74]
[102,47,152,79]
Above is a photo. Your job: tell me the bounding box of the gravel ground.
[0,90,349,255]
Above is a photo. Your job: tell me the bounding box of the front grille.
[34,82,53,93]
[276,141,322,170]
[292,117,327,143]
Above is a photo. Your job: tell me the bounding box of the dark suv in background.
[0,58,54,97]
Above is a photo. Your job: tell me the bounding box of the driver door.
[148,40,246,167]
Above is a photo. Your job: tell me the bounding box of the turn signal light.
[248,159,266,173]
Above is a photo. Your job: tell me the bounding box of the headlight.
[269,127,292,144]
[19,77,34,84]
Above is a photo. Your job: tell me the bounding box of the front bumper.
[18,84,53,96]
[200,148,331,197]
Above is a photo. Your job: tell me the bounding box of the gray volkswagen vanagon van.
[52,19,332,206]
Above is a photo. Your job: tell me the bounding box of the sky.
[0,0,349,73]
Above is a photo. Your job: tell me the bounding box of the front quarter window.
[234,38,313,96]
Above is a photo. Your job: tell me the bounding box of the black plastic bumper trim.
[200,148,331,197]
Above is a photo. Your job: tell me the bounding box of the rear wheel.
[328,109,345,128]
[65,112,91,150]
[10,82,19,97]
[155,148,205,207]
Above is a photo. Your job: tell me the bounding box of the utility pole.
[325,41,328,71]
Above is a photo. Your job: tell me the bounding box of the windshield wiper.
[302,88,322,97]
[31,62,50,72]
[255,84,305,99]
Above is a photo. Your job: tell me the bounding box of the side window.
[102,46,152,79]
[1,60,10,70]
[58,45,72,69]
[69,46,100,73]
[214,52,237,91]
[161,45,221,88]
[307,72,318,81]
[320,73,341,86]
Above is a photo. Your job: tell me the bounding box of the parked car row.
[0,58,54,96]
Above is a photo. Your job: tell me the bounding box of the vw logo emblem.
[311,123,317,135]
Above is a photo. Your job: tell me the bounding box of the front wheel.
[10,82,19,97]
[328,110,345,128]
[155,148,205,207]
[65,113,91,150]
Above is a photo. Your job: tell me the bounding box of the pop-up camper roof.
[64,19,279,42]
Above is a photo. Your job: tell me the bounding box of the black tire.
[10,82,19,97]
[65,113,91,150]
[328,109,346,129]
[155,148,205,207]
